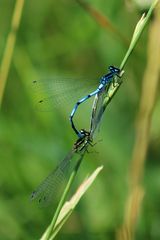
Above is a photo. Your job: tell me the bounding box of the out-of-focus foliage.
[0,0,160,239]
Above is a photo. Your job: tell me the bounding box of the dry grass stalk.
[117,3,160,240]
[0,0,24,106]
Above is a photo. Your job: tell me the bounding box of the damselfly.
[70,66,120,138]
[78,68,122,141]
[30,132,92,207]
[32,66,120,138]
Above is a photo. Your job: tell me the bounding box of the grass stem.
[0,0,24,107]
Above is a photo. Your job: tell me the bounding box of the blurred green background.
[0,0,160,239]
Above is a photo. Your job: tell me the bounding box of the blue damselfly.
[32,66,120,138]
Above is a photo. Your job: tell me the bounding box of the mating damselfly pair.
[31,65,121,206]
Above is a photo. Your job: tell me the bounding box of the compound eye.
[79,129,86,138]
[115,67,120,73]
[109,66,114,71]
[80,129,89,137]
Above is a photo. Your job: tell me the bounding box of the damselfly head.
[80,129,90,137]
[74,129,92,152]
[108,65,120,74]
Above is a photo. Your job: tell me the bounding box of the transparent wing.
[30,150,75,207]
[32,75,98,111]
[90,84,111,137]
[90,76,122,136]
